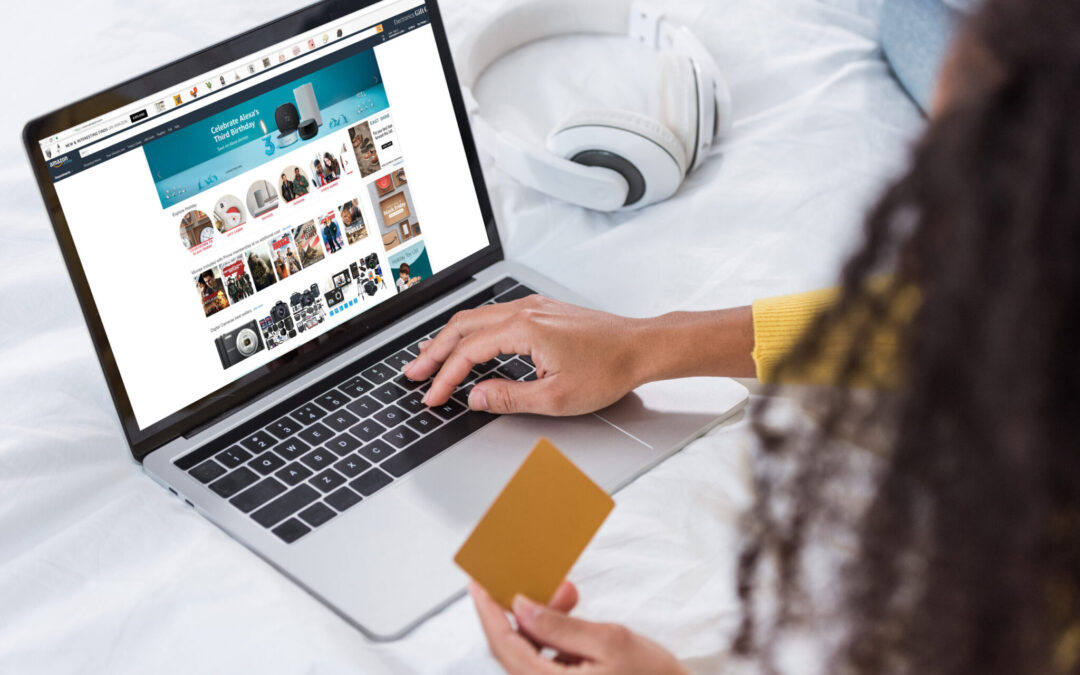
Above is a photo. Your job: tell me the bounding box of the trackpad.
[392,413,660,532]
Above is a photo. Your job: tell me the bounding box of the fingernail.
[418,339,431,351]
[469,387,487,411]
[512,595,541,624]
[421,391,431,405]
[402,359,416,374]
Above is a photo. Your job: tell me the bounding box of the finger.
[469,377,560,416]
[405,304,518,381]
[512,594,624,660]
[548,581,578,614]
[519,582,580,654]
[423,321,526,406]
[469,582,561,675]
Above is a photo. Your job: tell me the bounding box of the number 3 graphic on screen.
[263,136,276,156]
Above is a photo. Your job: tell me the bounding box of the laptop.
[23,0,748,640]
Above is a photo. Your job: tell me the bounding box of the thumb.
[511,594,622,660]
[469,378,556,415]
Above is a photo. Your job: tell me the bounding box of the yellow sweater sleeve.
[751,283,918,386]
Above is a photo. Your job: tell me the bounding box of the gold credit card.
[454,438,615,609]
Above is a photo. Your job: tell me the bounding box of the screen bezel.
[21,0,502,462]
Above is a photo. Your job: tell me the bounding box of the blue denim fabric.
[880,0,974,113]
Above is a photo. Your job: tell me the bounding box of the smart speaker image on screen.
[42,0,491,429]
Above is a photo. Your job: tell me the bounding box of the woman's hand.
[469,580,687,675]
[403,295,755,416]
[403,296,652,416]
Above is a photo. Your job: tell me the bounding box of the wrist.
[630,307,756,384]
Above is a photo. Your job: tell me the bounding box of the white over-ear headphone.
[457,0,732,212]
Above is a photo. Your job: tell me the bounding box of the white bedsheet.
[0,0,923,672]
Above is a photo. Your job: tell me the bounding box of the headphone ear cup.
[547,109,688,209]
[652,51,698,166]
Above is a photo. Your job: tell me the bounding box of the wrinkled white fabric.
[0,0,922,672]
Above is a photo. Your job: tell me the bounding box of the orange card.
[454,438,615,609]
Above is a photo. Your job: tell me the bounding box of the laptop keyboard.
[174,278,538,544]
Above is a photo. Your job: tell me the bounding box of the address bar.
[78,7,401,159]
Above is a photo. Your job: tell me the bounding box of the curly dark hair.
[734,2,1080,673]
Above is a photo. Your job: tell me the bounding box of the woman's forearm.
[631,307,757,385]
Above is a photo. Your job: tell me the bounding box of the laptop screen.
[35,0,491,431]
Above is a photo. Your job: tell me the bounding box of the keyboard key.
[393,374,426,391]
[253,484,320,527]
[291,403,327,425]
[350,418,387,442]
[357,440,396,463]
[371,382,407,405]
[385,349,414,371]
[362,362,397,384]
[399,391,427,415]
[216,446,252,469]
[382,411,497,478]
[274,437,311,461]
[404,341,423,356]
[316,389,350,411]
[523,371,538,381]
[453,383,474,406]
[430,398,466,420]
[230,477,287,513]
[334,454,372,478]
[473,359,499,375]
[249,450,286,475]
[349,468,394,496]
[323,409,359,433]
[298,422,334,446]
[494,353,513,362]
[310,468,346,493]
[489,277,522,297]
[497,358,532,380]
[495,285,536,303]
[325,432,362,456]
[519,354,534,368]
[190,459,226,484]
[325,487,363,512]
[345,395,383,418]
[209,466,259,498]
[267,417,300,440]
[338,375,373,398]
[373,404,410,428]
[300,449,334,471]
[240,432,274,454]
[383,424,419,449]
[271,518,311,543]
[275,462,314,486]
[406,411,443,435]
[299,502,336,527]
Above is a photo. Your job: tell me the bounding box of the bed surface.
[0,0,922,671]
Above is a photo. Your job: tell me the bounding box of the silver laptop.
[23,0,747,640]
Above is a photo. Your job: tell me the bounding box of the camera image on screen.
[260,300,296,349]
[215,319,265,369]
[324,286,345,309]
[290,283,327,332]
[354,254,386,299]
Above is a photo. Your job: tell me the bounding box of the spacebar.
[381,411,497,477]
